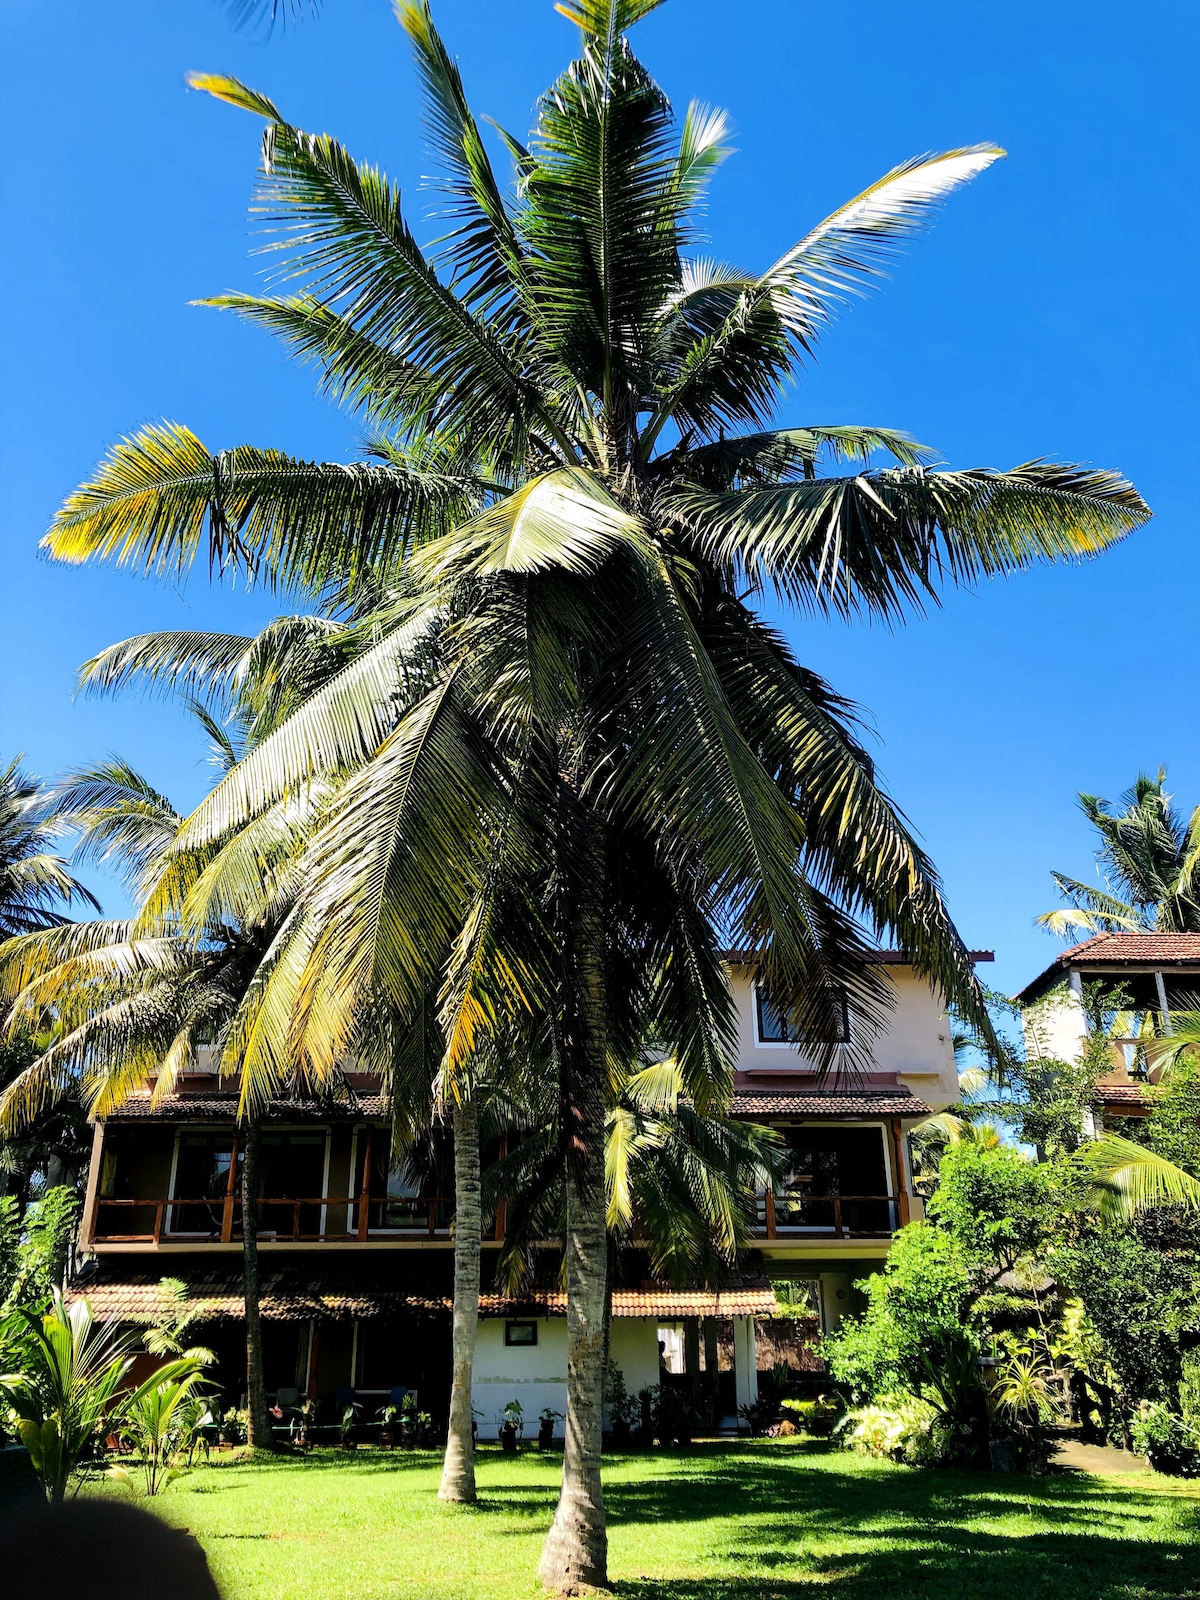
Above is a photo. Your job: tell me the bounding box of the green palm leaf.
[677,461,1149,621]
[1079,1131,1200,1221]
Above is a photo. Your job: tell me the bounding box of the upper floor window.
[754,981,850,1045]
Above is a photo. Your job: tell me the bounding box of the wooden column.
[80,1121,106,1249]
[221,1130,240,1243]
[356,1131,374,1242]
[889,1118,910,1227]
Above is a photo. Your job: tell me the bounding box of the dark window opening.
[755,983,851,1045]
[169,1132,240,1237]
[505,1320,538,1347]
[352,1130,452,1233]
[773,1126,891,1234]
[258,1132,328,1238]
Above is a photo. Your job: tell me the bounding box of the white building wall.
[728,965,960,1108]
[471,1317,659,1439]
[1021,984,1086,1065]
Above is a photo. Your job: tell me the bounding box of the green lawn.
[91,1439,1200,1600]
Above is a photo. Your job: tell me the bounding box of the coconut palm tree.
[39,2,1150,1582]
[0,760,98,941]
[1040,770,1200,939]
[0,760,290,1452]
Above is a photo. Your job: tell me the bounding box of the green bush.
[1130,1401,1200,1476]
[781,1396,841,1436]
[838,1396,950,1465]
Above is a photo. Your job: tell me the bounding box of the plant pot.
[537,1421,554,1448]
[500,1423,518,1454]
[611,1419,631,1448]
[379,1430,395,1449]
[341,1438,357,1451]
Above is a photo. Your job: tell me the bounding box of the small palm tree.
[1040,769,1200,938]
[110,1366,212,1496]
[0,1289,196,1502]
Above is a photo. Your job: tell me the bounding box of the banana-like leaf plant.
[0,1290,197,1502]
[1077,1131,1200,1222]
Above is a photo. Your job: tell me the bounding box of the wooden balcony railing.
[754,1190,907,1239]
[91,1195,453,1245]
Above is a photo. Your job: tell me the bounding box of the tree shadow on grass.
[604,1447,1200,1600]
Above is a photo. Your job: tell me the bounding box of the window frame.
[752,980,851,1048]
[504,1320,538,1348]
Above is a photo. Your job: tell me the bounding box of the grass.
[89,1439,1200,1600]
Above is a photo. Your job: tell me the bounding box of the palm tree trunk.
[240,1110,273,1452]
[539,816,608,1594]
[440,1096,481,1503]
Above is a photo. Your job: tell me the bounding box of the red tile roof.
[720,949,993,967]
[103,1094,387,1122]
[481,1286,777,1319]
[65,1266,776,1323]
[1061,932,1200,965]
[1096,1083,1158,1106]
[730,1089,931,1117]
[1015,932,1200,1002]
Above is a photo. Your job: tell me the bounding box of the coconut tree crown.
[40,0,1149,1088]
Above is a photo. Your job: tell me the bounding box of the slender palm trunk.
[440,1096,482,1503]
[240,1111,273,1452]
[539,817,608,1594]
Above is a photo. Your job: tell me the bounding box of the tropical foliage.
[10,0,1151,1576]
[0,759,99,942]
[1040,769,1200,937]
[0,1290,198,1501]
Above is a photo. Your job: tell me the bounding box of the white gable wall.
[728,965,959,1108]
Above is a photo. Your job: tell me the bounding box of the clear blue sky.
[1,0,1196,997]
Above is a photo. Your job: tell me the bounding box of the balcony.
[754,1186,906,1239]
[91,1193,454,1245]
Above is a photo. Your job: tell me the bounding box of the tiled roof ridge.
[730,1089,932,1116]
[66,1272,777,1321]
[1015,930,1200,1003]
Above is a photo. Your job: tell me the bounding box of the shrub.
[1131,1402,1200,1476]
[781,1396,841,1436]
[838,1396,948,1464]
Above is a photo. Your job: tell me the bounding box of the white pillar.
[732,1315,758,1415]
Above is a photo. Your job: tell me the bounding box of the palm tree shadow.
[604,1447,1200,1600]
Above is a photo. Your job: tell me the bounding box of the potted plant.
[400,1392,420,1447]
[416,1409,436,1448]
[290,1396,318,1450]
[340,1401,361,1450]
[499,1398,524,1453]
[604,1367,639,1447]
[377,1402,399,1448]
[537,1406,563,1448]
[218,1406,248,1449]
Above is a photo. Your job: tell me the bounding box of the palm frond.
[1078,1131,1200,1221]
[676,461,1150,622]
[44,423,474,595]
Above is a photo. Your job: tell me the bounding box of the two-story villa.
[1016,931,1200,1127]
[68,950,984,1431]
